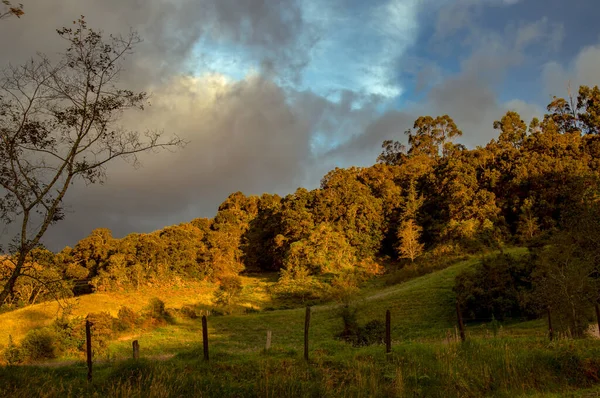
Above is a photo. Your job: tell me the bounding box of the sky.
[0,0,599,251]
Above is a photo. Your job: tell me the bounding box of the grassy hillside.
[1,249,544,359]
[0,273,278,348]
[2,250,600,397]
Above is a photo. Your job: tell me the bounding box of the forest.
[3,84,600,337]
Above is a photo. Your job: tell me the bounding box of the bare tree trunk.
[0,254,26,305]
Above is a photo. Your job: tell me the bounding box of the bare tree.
[0,16,186,305]
[0,1,24,20]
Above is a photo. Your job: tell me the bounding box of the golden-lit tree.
[396,219,424,262]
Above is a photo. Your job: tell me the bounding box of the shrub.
[51,316,84,355]
[20,329,55,361]
[140,298,173,327]
[2,335,22,365]
[144,298,166,319]
[82,312,118,356]
[179,305,198,319]
[117,306,140,330]
[271,270,327,304]
[358,320,385,346]
[213,275,243,307]
[337,306,385,347]
[338,305,360,341]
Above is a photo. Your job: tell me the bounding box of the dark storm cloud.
[37,73,381,250]
[0,0,314,85]
[40,74,315,248]
[0,0,334,250]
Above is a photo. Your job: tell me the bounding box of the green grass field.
[2,250,600,397]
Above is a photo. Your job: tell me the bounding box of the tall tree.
[377,140,407,166]
[493,111,527,149]
[316,167,384,258]
[207,192,259,277]
[0,17,185,305]
[577,85,600,135]
[242,193,283,271]
[407,115,463,158]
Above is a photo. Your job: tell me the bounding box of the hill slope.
[2,249,540,360]
[5,250,600,398]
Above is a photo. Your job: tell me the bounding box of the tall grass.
[2,338,600,397]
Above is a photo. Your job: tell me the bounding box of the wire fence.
[79,302,567,383]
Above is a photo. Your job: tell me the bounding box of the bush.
[117,306,140,329]
[83,312,118,356]
[178,305,198,319]
[20,329,55,361]
[2,335,22,365]
[140,298,173,327]
[51,316,84,355]
[337,306,385,347]
[270,273,327,304]
[144,298,166,319]
[357,320,385,346]
[337,305,360,342]
[213,275,243,307]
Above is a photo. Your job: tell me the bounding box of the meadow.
[2,252,600,397]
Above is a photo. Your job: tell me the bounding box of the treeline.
[2,85,600,308]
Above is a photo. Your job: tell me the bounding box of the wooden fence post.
[132,340,139,360]
[455,301,466,342]
[304,306,311,362]
[202,315,209,361]
[266,330,272,352]
[547,307,554,341]
[85,319,93,382]
[385,309,391,354]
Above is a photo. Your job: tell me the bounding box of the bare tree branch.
[0,16,186,305]
[0,1,24,20]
